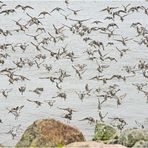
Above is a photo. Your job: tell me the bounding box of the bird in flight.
[15,5,34,11]
[50,7,64,13]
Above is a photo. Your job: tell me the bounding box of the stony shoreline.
[1,118,147,148]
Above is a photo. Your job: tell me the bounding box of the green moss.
[16,124,37,147]
[56,143,63,148]
[93,122,117,142]
[30,136,51,147]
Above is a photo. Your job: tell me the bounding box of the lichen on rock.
[93,122,118,142]
[132,140,148,148]
[118,128,148,147]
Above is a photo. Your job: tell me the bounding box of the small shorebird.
[15,5,34,11]
[75,91,86,101]
[53,24,65,34]
[0,9,15,15]
[38,11,51,17]
[27,99,43,107]
[65,0,69,5]
[18,86,26,95]
[132,83,147,92]
[26,13,43,26]
[98,111,108,122]
[58,107,76,114]
[44,100,56,108]
[29,87,44,96]
[0,3,6,9]
[114,93,127,105]
[60,13,70,20]
[31,42,42,51]
[52,92,67,100]
[104,16,114,21]
[114,36,133,46]
[72,65,86,79]
[67,7,82,15]
[50,7,64,13]
[85,84,93,96]
[0,89,12,98]
[116,47,129,58]
[92,20,102,24]
[68,18,91,25]
[109,117,127,130]
[100,6,118,14]
[62,113,72,122]
[36,27,46,33]
[7,105,24,119]
[79,117,96,124]
[26,33,41,41]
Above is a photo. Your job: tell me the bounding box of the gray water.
[0,0,148,146]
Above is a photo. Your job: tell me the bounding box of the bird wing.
[0,10,7,14]
[114,39,122,43]
[15,5,22,9]
[68,18,91,22]
[25,6,34,9]
[79,118,89,121]
[50,7,64,13]
[100,8,107,12]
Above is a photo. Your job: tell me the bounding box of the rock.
[108,139,119,144]
[16,119,85,147]
[93,122,118,142]
[64,141,127,148]
[132,140,148,148]
[118,128,148,147]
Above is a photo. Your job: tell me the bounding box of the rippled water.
[0,0,148,146]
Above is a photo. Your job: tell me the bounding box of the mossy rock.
[93,122,118,142]
[16,119,85,147]
[118,128,148,147]
[132,140,148,148]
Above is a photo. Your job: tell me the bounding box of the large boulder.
[64,141,127,148]
[118,128,148,147]
[16,119,85,147]
[93,122,118,142]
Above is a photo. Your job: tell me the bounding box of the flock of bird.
[0,0,148,145]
